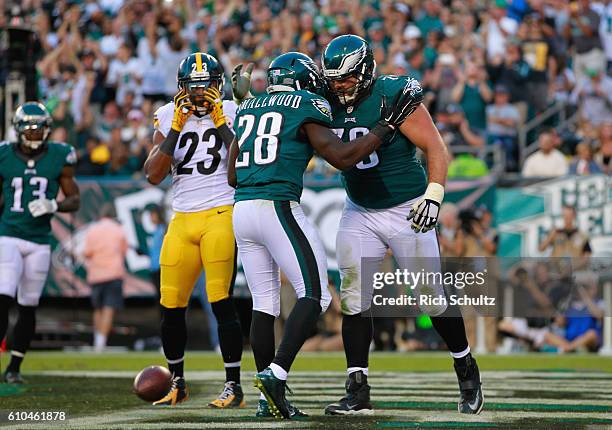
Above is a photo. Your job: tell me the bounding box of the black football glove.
[370,78,424,141]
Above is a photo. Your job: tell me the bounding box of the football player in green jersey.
[0,102,79,383]
[320,35,483,415]
[228,52,417,420]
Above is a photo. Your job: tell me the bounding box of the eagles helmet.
[267,52,322,94]
[321,35,376,105]
[12,102,53,151]
[177,52,224,114]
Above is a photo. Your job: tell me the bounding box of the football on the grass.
[133,366,172,402]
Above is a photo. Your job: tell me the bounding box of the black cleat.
[3,370,24,384]
[454,354,484,414]
[325,371,373,415]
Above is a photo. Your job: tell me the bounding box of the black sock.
[211,298,243,384]
[6,353,24,373]
[7,305,36,373]
[342,312,373,369]
[272,298,321,372]
[161,306,187,378]
[250,310,275,372]
[0,295,12,342]
[250,311,275,372]
[430,306,469,355]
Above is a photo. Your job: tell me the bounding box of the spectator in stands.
[83,207,128,352]
[451,60,492,132]
[595,122,612,174]
[484,0,519,63]
[76,136,109,176]
[522,129,569,177]
[436,104,485,148]
[486,85,521,171]
[539,205,592,262]
[564,0,606,84]
[106,43,143,106]
[571,67,612,126]
[569,142,603,175]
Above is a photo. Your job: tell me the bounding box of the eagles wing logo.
[312,98,333,120]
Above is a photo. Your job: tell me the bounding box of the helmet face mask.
[13,102,53,151]
[184,79,222,114]
[177,53,224,115]
[321,35,376,105]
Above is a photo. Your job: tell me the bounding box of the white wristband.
[423,182,444,204]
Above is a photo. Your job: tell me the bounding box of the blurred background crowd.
[0,0,608,355]
[2,0,612,178]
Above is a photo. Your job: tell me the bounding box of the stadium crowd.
[4,0,611,177]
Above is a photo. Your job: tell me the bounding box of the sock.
[94,332,107,349]
[342,312,373,369]
[161,306,187,378]
[9,305,36,370]
[6,351,24,373]
[211,298,243,384]
[430,307,469,355]
[451,346,472,368]
[269,362,288,381]
[0,295,12,342]
[347,367,369,376]
[250,310,275,372]
[272,297,321,373]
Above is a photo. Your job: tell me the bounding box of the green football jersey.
[233,90,332,202]
[330,75,428,209]
[0,141,77,244]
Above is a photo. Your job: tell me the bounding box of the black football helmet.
[176,52,224,114]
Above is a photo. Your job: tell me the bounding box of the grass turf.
[8,351,612,373]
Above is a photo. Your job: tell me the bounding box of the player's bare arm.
[400,104,448,233]
[144,130,171,185]
[305,85,423,171]
[302,122,385,171]
[227,137,238,188]
[400,104,448,186]
[145,89,192,185]
[56,165,80,212]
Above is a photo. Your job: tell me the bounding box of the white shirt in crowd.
[522,149,569,177]
[106,57,143,105]
[593,1,612,61]
[486,17,518,62]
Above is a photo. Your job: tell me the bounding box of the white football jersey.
[154,101,237,212]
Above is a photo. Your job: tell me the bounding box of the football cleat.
[454,354,484,415]
[209,381,246,408]
[325,371,373,415]
[254,367,292,419]
[3,370,24,384]
[256,399,273,417]
[256,398,307,419]
[152,376,188,406]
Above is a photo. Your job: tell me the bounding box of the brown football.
[133,366,173,402]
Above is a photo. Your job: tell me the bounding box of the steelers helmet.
[176,52,224,114]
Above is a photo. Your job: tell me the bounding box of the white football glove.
[407,183,444,233]
[28,198,58,218]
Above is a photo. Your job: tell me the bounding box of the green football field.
[1,351,611,429]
